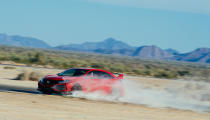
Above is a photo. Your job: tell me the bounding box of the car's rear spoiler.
[113,73,123,79]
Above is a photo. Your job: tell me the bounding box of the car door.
[83,70,115,94]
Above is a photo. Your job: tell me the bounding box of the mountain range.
[0,33,50,48]
[0,33,210,64]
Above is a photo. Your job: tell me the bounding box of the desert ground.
[0,64,210,120]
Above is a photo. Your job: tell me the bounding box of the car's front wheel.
[40,91,52,95]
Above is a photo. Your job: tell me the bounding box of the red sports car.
[38,68,124,97]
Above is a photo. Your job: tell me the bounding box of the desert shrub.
[132,69,143,75]
[29,71,44,81]
[30,52,46,64]
[109,65,125,73]
[154,71,178,79]
[177,70,191,76]
[144,70,152,76]
[3,66,16,69]
[15,70,44,81]
[144,65,151,69]
[10,55,21,62]
[91,62,105,68]
[15,70,30,80]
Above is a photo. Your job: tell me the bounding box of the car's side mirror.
[117,74,123,79]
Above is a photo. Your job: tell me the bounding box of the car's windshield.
[58,69,89,77]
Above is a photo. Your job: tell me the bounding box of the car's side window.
[86,71,94,78]
[92,71,114,79]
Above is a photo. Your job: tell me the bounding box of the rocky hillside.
[132,46,174,59]
[55,38,133,51]
[0,33,51,48]
[174,48,210,63]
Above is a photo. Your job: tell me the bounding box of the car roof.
[70,68,116,77]
[73,68,114,73]
[73,68,103,71]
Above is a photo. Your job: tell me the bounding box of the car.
[38,68,124,97]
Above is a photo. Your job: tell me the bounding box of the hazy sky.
[0,0,210,52]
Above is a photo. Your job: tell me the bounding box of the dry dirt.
[0,64,210,120]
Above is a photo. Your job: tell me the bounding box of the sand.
[0,64,210,120]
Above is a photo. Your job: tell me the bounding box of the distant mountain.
[55,38,210,63]
[133,46,174,59]
[0,33,51,48]
[174,48,210,63]
[55,37,134,51]
[165,48,179,55]
[55,38,175,59]
[0,33,210,64]
[93,48,135,56]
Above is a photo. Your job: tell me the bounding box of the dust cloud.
[71,79,210,112]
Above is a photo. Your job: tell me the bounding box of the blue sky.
[0,0,210,52]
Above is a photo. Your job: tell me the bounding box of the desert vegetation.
[0,45,209,81]
[15,71,44,81]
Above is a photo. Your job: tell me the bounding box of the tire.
[41,91,52,95]
[60,91,71,96]
[71,83,82,91]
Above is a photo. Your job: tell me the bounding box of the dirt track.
[1,91,210,120]
[0,64,210,120]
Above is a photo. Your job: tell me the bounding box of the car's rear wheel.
[71,83,82,91]
[110,87,121,100]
